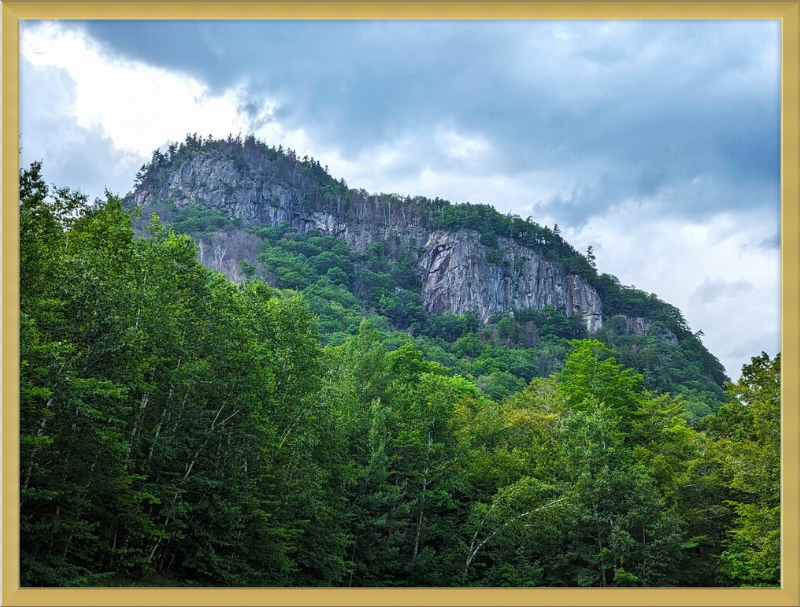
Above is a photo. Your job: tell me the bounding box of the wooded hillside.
[20,162,779,587]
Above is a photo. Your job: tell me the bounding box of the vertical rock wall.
[421,230,602,329]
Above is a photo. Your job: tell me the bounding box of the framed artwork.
[3,2,798,606]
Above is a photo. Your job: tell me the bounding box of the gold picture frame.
[2,2,798,606]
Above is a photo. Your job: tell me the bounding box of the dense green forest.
[20,162,780,587]
[143,196,726,415]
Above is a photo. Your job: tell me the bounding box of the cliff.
[129,137,603,327]
[422,230,602,330]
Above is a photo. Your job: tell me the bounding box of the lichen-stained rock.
[421,230,603,330]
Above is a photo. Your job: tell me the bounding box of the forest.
[20,161,780,587]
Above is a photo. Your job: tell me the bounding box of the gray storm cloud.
[44,19,780,225]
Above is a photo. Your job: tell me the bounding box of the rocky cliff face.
[130,145,603,330]
[622,315,678,344]
[130,150,431,253]
[422,230,602,327]
[625,316,651,336]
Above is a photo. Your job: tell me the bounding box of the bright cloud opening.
[21,21,276,157]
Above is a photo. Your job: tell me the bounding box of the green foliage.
[559,340,646,416]
[715,353,781,586]
[515,305,588,341]
[20,164,350,587]
[719,502,780,585]
[168,204,239,235]
[22,162,769,589]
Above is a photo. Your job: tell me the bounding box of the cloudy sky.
[19,19,781,379]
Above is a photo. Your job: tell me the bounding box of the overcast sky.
[19,19,782,379]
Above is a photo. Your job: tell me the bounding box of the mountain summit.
[128,134,606,328]
[127,133,728,395]
[131,136,654,327]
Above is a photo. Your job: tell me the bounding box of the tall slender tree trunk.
[413,431,433,560]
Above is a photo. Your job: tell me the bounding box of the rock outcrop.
[622,315,678,344]
[422,230,602,326]
[625,316,651,336]
[129,145,604,330]
[129,150,432,253]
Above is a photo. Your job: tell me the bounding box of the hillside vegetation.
[19,161,780,587]
[131,135,728,409]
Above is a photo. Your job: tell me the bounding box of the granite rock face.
[129,150,431,253]
[130,147,604,331]
[625,316,651,336]
[622,315,678,344]
[422,230,602,326]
